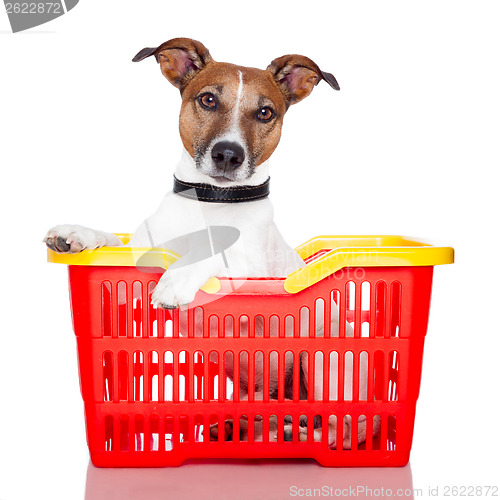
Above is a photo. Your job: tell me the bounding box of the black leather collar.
[173,176,270,203]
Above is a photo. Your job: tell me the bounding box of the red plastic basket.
[50,235,454,467]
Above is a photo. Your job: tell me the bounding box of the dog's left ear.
[267,54,339,106]
[132,37,213,91]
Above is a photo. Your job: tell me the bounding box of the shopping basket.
[47,234,454,467]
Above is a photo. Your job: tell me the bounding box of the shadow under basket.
[48,234,454,467]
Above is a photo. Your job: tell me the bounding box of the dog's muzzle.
[211,141,245,172]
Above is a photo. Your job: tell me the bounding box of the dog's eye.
[257,106,274,122]
[198,93,218,110]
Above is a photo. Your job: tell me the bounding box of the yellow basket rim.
[46,233,454,294]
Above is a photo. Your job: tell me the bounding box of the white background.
[1,1,499,499]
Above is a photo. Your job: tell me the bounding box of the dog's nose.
[211,141,245,172]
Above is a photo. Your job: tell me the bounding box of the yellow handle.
[284,236,454,294]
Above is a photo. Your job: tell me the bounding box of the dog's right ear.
[132,38,213,91]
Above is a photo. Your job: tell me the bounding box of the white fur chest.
[128,191,303,277]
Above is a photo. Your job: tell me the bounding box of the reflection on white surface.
[85,459,414,500]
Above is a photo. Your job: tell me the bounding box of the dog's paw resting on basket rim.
[150,256,222,309]
[150,269,201,309]
[43,224,121,254]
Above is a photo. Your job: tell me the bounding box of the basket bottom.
[89,446,410,468]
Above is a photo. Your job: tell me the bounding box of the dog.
[44,38,376,448]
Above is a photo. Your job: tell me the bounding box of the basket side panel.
[69,265,433,467]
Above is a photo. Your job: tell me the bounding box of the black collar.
[173,176,270,203]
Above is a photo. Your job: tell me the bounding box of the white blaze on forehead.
[233,70,244,125]
[218,69,246,150]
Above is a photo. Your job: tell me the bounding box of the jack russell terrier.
[44,38,376,448]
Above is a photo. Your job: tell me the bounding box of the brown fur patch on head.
[236,67,287,166]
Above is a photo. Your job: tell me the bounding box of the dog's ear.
[132,38,213,90]
[266,54,339,105]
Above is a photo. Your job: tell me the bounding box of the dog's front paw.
[151,271,199,309]
[209,419,249,442]
[43,224,108,254]
[209,420,236,441]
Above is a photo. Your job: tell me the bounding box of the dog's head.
[133,38,339,184]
